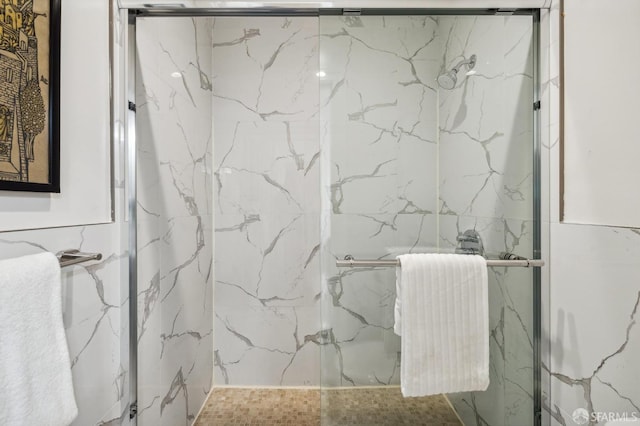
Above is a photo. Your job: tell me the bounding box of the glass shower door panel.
[320,13,536,426]
[437,15,535,426]
[318,15,440,422]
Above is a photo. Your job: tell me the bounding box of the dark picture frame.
[0,0,60,193]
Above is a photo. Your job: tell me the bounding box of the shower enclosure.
[127,6,541,426]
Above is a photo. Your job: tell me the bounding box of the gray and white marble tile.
[212,16,322,387]
[437,16,534,223]
[214,304,321,386]
[320,16,440,217]
[214,120,320,216]
[547,224,640,425]
[212,17,319,122]
[136,16,214,426]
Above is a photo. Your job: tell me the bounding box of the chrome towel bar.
[336,255,544,268]
[57,249,103,268]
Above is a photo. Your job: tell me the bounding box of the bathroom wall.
[0,1,129,425]
[547,224,640,425]
[0,225,128,425]
[135,17,214,425]
[3,2,637,425]
[211,16,323,386]
[0,0,112,231]
[544,2,640,424]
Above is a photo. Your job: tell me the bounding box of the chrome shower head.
[437,54,477,90]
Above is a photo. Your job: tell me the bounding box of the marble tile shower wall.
[318,16,440,388]
[212,17,322,386]
[212,15,537,421]
[136,18,214,425]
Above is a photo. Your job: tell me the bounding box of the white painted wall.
[0,0,111,231]
[563,0,640,227]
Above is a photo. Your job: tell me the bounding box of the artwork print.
[0,0,59,192]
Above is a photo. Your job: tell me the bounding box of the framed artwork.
[0,0,60,192]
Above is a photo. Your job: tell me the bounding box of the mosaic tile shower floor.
[195,387,462,425]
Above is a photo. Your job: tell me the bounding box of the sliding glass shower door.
[131,10,539,426]
[318,14,537,426]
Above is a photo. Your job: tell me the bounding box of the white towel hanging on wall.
[0,252,78,426]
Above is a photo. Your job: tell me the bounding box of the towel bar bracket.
[56,249,103,268]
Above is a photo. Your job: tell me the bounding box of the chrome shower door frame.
[120,6,545,425]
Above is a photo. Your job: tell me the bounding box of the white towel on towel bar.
[0,252,78,426]
[395,253,489,397]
